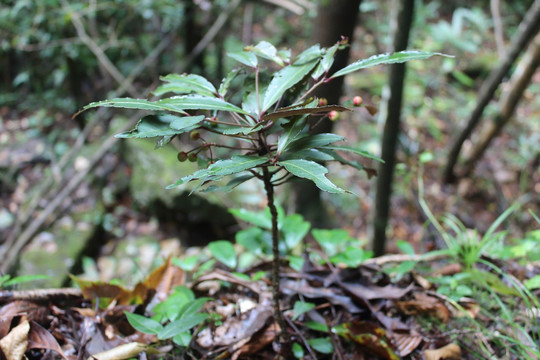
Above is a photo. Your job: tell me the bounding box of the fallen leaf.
[424,343,461,360]
[0,319,30,360]
[395,292,450,323]
[27,321,68,359]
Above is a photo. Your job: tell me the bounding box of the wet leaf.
[278,159,346,194]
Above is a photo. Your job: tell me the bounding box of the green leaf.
[229,208,272,229]
[168,155,268,188]
[263,105,349,121]
[278,159,345,194]
[246,41,284,66]
[158,312,209,340]
[158,95,250,114]
[397,240,415,255]
[80,96,250,116]
[286,133,344,153]
[153,74,217,97]
[305,321,329,332]
[277,117,307,155]
[262,57,320,112]
[201,175,254,193]
[279,149,335,162]
[227,51,258,68]
[307,337,334,354]
[124,312,163,335]
[292,342,304,359]
[322,145,384,163]
[294,44,323,64]
[208,240,237,269]
[292,301,315,320]
[115,114,181,138]
[169,115,206,131]
[332,51,448,78]
[281,214,310,249]
[218,68,243,96]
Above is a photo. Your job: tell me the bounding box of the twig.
[284,316,318,360]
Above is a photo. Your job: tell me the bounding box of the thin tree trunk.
[460,32,540,177]
[443,0,540,183]
[293,0,362,226]
[372,0,415,257]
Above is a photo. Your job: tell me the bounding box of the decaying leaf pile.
[1,253,538,360]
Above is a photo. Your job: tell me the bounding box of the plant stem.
[262,166,288,342]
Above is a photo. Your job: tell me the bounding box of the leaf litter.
[2,248,539,359]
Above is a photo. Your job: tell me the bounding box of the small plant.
[77,39,442,343]
[125,286,211,347]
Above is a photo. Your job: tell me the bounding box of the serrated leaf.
[322,145,384,163]
[115,115,180,138]
[200,175,254,193]
[218,68,243,96]
[262,58,320,112]
[277,118,308,154]
[124,312,163,335]
[246,41,284,66]
[312,42,340,79]
[294,44,323,64]
[332,51,448,78]
[153,74,217,97]
[159,95,250,114]
[286,133,344,153]
[78,96,250,116]
[227,51,258,67]
[263,105,349,121]
[169,115,206,131]
[208,241,237,269]
[278,159,345,194]
[279,149,335,162]
[167,155,268,188]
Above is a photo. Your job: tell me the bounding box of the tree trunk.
[293,0,362,225]
[443,0,540,183]
[372,0,415,257]
[460,31,540,177]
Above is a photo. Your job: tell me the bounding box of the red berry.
[353,96,363,106]
[318,98,328,106]
[328,110,339,121]
[177,151,188,162]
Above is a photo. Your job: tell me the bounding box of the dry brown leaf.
[395,292,450,323]
[424,343,461,360]
[433,263,462,276]
[231,322,278,360]
[391,333,423,357]
[27,321,68,359]
[0,319,30,360]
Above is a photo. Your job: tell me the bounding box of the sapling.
[76,39,442,345]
